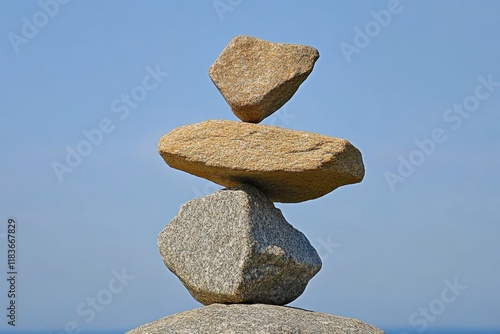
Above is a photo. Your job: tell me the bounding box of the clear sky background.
[1,1,499,333]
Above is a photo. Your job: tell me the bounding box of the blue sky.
[1,1,499,333]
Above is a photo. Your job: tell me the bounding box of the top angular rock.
[209,35,319,123]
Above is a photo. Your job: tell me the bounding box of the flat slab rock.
[158,120,364,203]
[126,303,384,334]
[209,35,319,123]
[157,184,321,305]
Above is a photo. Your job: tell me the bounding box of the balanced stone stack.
[127,35,383,333]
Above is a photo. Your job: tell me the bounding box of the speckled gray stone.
[157,184,321,305]
[126,303,384,334]
[209,35,319,123]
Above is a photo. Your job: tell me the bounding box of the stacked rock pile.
[127,35,383,334]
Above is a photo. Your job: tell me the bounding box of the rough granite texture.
[157,184,322,305]
[158,120,365,203]
[126,303,385,334]
[208,35,319,123]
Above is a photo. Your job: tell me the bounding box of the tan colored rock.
[158,120,364,203]
[208,35,319,123]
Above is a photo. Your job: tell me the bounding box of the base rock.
[126,303,384,334]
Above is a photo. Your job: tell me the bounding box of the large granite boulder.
[126,303,384,334]
[209,35,319,123]
[158,120,364,203]
[157,184,321,305]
